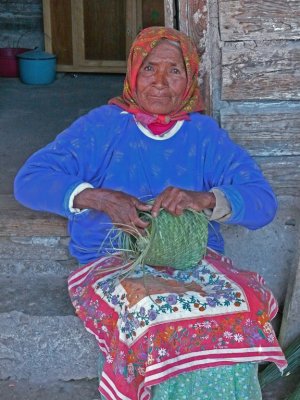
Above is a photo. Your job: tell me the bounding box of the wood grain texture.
[221,112,300,156]
[83,0,126,61]
[141,0,165,28]
[255,156,300,196]
[177,1,210,112]
[219,0,300,41]
[222,41,300,100]
[0,195,67,237]
[164,0,175,28]
[178,0,208,54]
[49,0,73,65]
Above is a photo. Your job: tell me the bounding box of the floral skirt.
[68,249,286,400]
[97,354,262,400]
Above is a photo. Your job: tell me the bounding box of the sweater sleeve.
[202,118,278,230]
[14,106,114,218]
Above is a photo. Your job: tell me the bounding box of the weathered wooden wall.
[221,110,300,195]
[215,0,300,351]
[174,0,211,112]
[219,0,300,41]
[217,0,300,198]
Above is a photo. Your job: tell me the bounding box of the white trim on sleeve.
[69,183,94,213]
[203,188,232,222]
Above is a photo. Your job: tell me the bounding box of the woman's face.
[136,41,187,115]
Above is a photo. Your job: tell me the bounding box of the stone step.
[0,275,73,316]
[0,378,99,400]
[0,274,98,383]
[0,194,77,277]
[0,195,99,384]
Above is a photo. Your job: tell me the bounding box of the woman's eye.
[171,67,181,74]
[144,65,153,71]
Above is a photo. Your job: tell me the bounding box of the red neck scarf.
[108,26,204,126]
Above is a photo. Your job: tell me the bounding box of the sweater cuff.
[203,188,232,222]
[68,183,94,213]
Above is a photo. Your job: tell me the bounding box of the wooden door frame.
[43,0,178,73]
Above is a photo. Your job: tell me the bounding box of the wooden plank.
[222,41,300,100]
[177,1,210,112]
[219,0,300,41]
[255,156,300,197]
[72,0,84,67]
[221,112,300,156]
[42,0,52,54]
[49,0,73,65]
[141,0,165,28]
[127,0,139,56]
[82,0,127,62]
[0,195,67,237]
[164,0,176,28]
[279,231,300,348]
[177,0,207,53]
[56,64,127,73]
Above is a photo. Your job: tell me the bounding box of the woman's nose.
[153,69,168,87]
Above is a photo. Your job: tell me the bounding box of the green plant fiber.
[258,335,300,389]
[286,382,300,400]
[119,208,208,270]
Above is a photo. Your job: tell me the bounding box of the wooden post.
[164,0,176,28]
[176,0,211,114]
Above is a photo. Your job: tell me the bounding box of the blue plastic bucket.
[17,50,56,85]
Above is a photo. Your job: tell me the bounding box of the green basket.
[120,208,208,270]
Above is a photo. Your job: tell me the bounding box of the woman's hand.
[151,187,216,217]
[74,188,152,235]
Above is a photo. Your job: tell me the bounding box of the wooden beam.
[177,0,207,53]
[0,195,67,237]
[42,0,52,53]
[164,0,176,28]
[219,0,300,41]
[221,111,300,157]
[222,41,300,100]
[255,156,300,197]
[177,1,210,113]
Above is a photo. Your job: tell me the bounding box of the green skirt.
[98,355,262,400]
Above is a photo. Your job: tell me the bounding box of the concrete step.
[0,274,98,383]
[0,275,72,316]
[0,378,99,400]
[0,195,99,384]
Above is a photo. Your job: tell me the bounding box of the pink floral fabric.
[68,250,287,400]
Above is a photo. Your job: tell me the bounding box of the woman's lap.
[69,252,285,400]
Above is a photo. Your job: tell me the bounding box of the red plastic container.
[0,48,31,77]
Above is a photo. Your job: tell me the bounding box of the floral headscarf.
[109,26,204,124]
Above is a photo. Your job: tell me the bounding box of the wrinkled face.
[136,41,187,115]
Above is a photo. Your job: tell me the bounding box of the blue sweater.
[14,105,277,264]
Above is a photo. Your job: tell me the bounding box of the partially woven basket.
[119,208,208,270]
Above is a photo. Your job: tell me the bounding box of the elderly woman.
[14,27,286,400]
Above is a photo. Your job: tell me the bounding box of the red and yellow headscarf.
[109,26,204,124]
